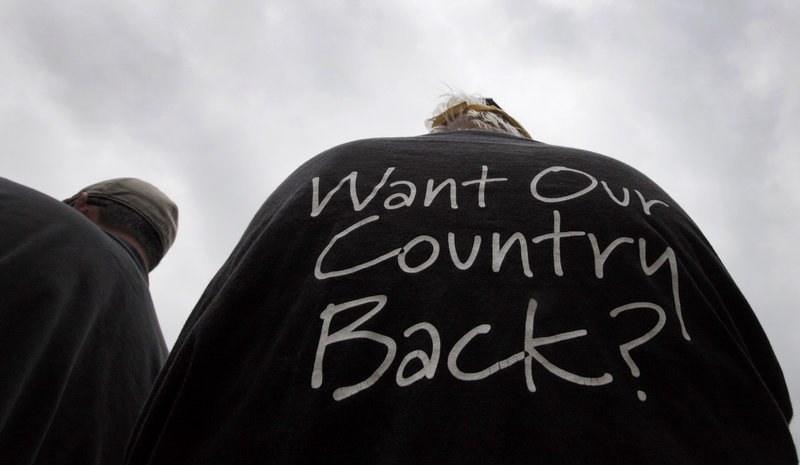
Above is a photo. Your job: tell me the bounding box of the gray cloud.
[2,0,798,448]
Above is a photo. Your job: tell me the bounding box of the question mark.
[609,302,666,401]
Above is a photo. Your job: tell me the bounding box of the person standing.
[0,177,178,465]
[125,94,794,464]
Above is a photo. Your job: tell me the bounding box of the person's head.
[64,178,179,271]
[426,92,532,139]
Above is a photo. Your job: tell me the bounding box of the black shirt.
[0,178,168,465]
[125,132,795,464]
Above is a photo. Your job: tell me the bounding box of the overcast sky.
[2,0,798,447]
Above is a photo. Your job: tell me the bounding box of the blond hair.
[425,92,531,139]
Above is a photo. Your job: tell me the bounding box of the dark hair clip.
[483,98,502,109]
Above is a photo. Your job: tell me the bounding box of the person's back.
[0,178,168,464]
[124,101,795,464]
